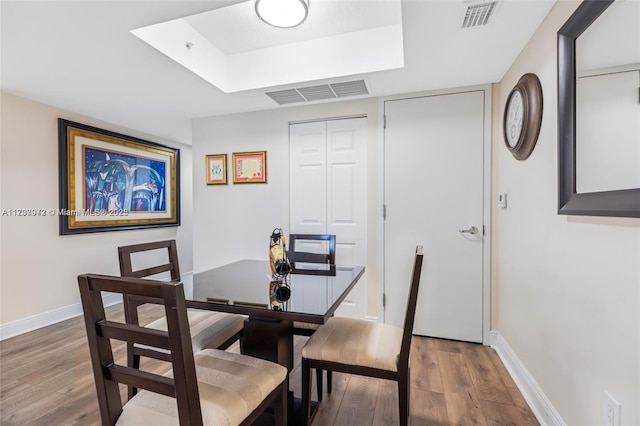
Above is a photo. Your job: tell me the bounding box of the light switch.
[498,193,508,208]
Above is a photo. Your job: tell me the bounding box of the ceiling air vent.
[266,79,369,105]
[462,1,498,28]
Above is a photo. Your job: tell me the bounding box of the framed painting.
[232,151,267,184]
[206,154,227,185]
[58,119,180,235]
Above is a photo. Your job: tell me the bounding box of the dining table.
[187,259,365,423]
[189,259,365,370]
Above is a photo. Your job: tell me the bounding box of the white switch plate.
[498,193,508,208]
[603,391,621,426]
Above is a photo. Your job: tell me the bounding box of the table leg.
[241,318,293,371]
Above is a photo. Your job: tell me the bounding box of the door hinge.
[382,293,386,308]
[383,114,387,129]
[383,204,386,220]
[483,225,486,236]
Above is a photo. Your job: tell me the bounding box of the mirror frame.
[557,0,640,218]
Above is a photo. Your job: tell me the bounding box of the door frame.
[377,84,492,344]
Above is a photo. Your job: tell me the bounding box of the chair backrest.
[288,234,336,264]
[118,240,180,327]
[78,274,203,426]
[118,240,181,281]
[399,245,424,367]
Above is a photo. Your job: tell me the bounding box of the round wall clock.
[503,73,543,161]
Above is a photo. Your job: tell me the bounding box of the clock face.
[505,90,524,148]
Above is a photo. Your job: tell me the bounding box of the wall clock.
[503,73,543,160]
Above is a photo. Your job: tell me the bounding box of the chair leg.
[274,378,288,426]
[327,370,332,394]
[315,368,323,402]
[398,368,410,426]
[302,358,312,426]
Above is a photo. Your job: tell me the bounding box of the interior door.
[383,91,485,342]
[290,118,367,319]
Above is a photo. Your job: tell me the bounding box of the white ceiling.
[0,0,556,145]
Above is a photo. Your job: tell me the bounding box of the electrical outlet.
[603,391,621,426]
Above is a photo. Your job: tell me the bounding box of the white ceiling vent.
[266,80,369,105]
[462,1,498,28]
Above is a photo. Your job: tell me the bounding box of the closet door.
[290,118,367,319]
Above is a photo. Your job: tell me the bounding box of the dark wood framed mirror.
[557,0,640,218]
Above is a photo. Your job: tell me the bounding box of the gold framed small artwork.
[232,151,267,184]
[206,154,227,185]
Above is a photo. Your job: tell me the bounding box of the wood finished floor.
[0,304,538,425]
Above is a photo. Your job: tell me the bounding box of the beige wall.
[0,92,193,325]
[491,2,640,424]
[192,98,380,317]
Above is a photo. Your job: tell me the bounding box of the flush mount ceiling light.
[255,0,309,28]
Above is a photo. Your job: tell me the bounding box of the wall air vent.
[266,80,369,105]
[462,1,498,28]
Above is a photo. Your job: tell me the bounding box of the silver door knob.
[459,226,478,235]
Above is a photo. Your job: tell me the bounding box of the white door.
[384,91,485,342]
[290,118,367,319]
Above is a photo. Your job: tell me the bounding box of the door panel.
[290,118,367,319]
[384,91,484,342]
[290,121,327,234]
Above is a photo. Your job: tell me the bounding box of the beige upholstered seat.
[302,317,403,372]
[136,311,245,355]
[118,349,287,426]
[301,246,424,426]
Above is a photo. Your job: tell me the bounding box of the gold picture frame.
[205,154,227,185]
[232,151,267,184]
[58,119,180,235]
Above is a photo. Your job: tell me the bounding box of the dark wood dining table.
[188,259,365,371]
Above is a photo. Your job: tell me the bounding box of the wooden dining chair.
[78,274,287,426]
[118,240,244,398]
[288,233,337,401]
[288,234,336,266]
[301,245,424,426]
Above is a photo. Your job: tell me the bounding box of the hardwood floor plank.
[480,399,539,426]
[461,344,514,405]
[410,387,450,426]
[372,379,399,426]
[311,372,351,426]
[443,388,488,426]
[411,336,444,393]
[437,351,474,393]
[331,375,379,426]
[486,348,518,389]
[432,338,465,353]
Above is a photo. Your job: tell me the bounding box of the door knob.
[459,226,478,235]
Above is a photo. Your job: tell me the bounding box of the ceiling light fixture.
[255,0,309,28]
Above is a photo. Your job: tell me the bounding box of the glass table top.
[192,260,365,320]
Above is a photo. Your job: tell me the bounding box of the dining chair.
[118,240,244,399]
[288,233,336,266]
[78,274,287,426]
[288,233,336,401]
[301,245,424,426]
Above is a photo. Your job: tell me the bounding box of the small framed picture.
[206,154,227,185]
[232,151,267,184]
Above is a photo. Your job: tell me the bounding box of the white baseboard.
[365,315,379,322]
[490,330,565,426]
[0,271,194,341]
[0,293,122,341]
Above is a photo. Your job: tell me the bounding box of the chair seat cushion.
[302,317,403,372]
[116,349,287,426]
[135,310,244,354]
